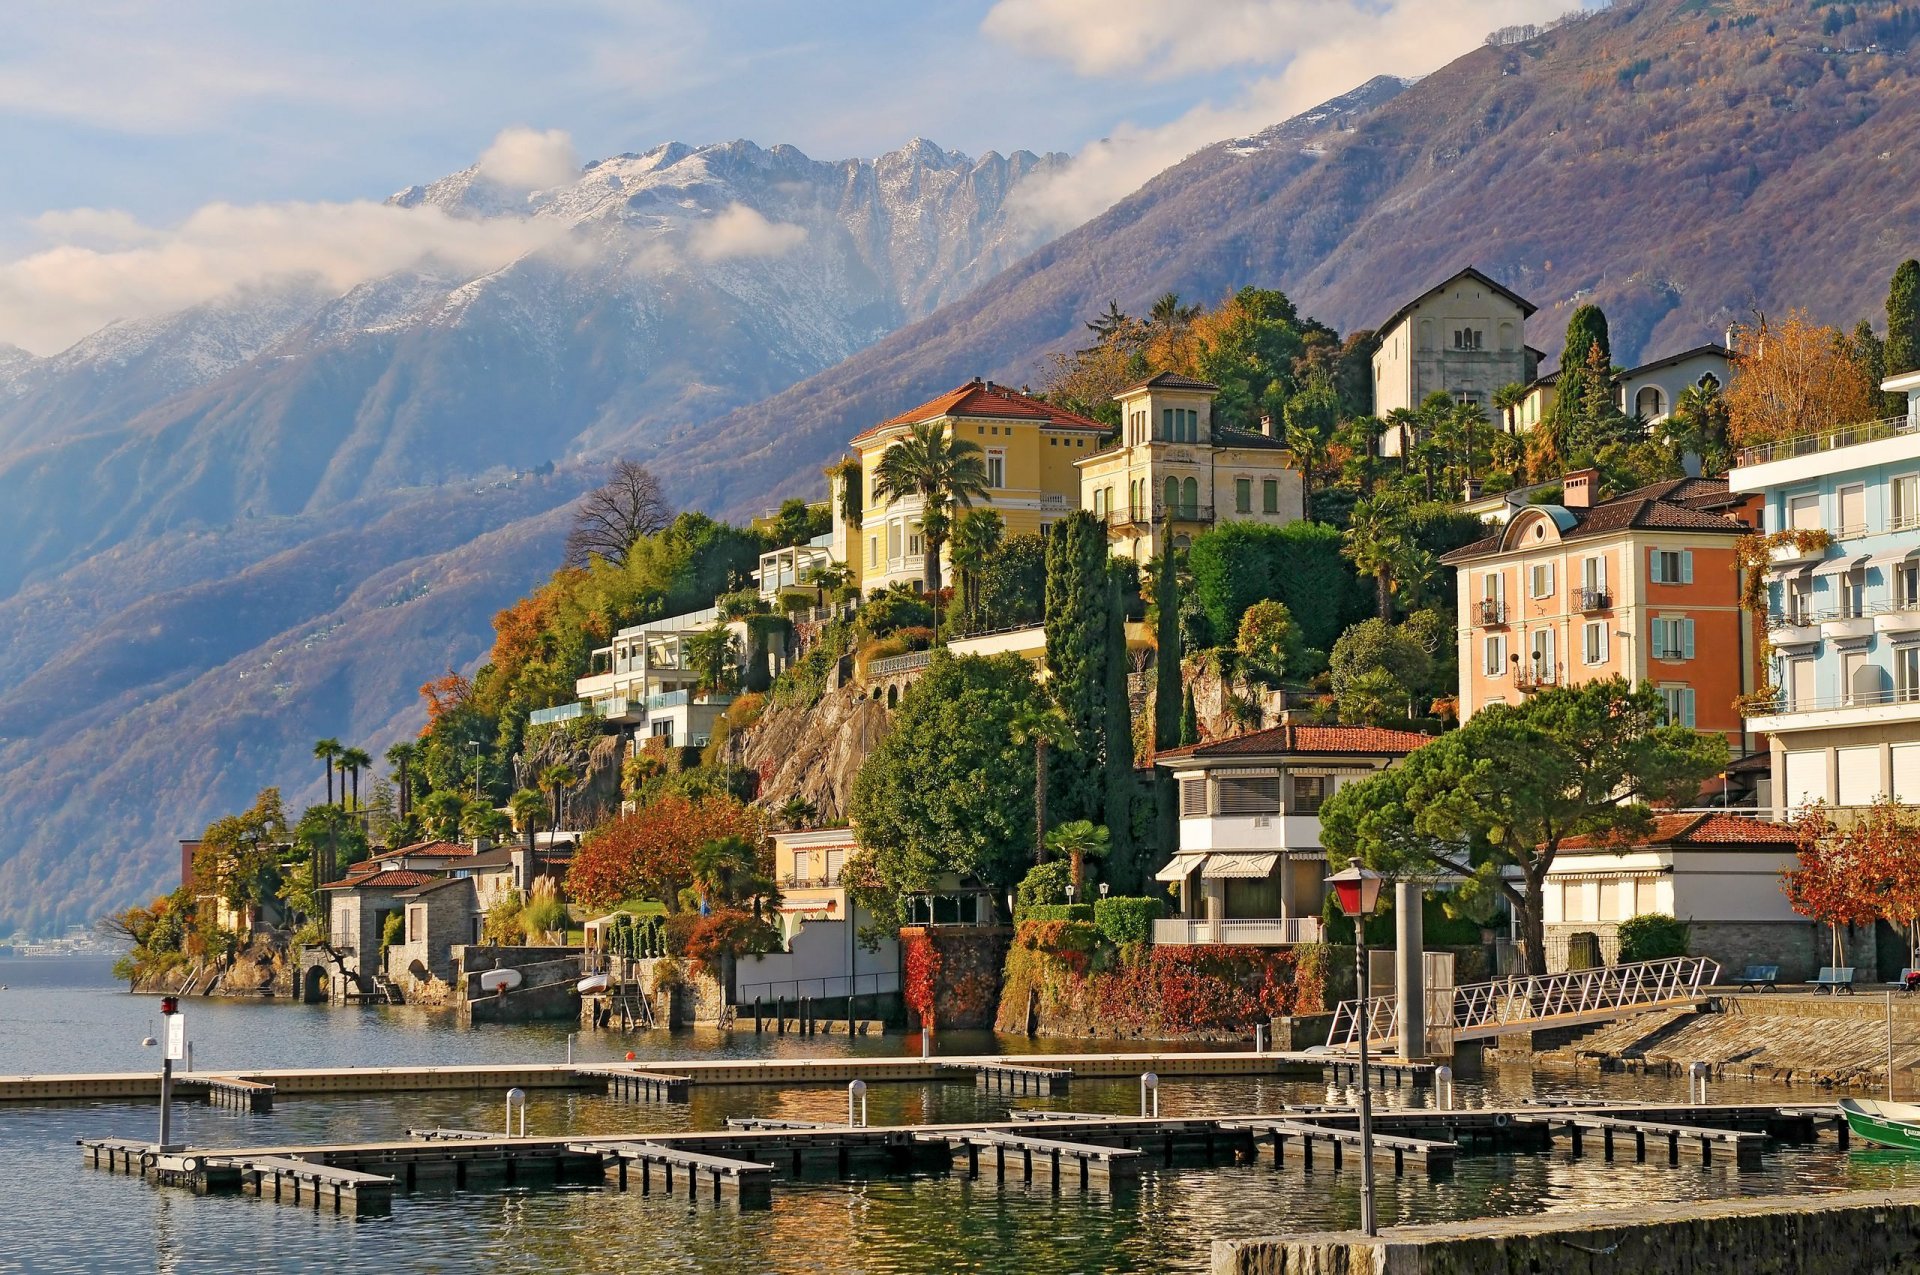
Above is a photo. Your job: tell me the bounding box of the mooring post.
[1435,1065,1454,1110]
[1140,1071,1159,1118]
[921,1027,932,1059]
[506,1087,527,1138]
[754,996,763,1033]
[1395,880,1424,1063]
[849,1079,868,1128]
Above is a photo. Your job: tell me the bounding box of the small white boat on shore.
[577,973,609,995]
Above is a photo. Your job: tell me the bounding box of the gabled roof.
[1116,371,1220,396]
[389,840,476,858]
[851,380,1106,444]
[1156,723,1433,763]
[1440,476,1750,564]
[397,875,475,899]
[1368,267,1537,348]
[1619,344,1732,379]
[1557,812,1799,851]
[320,869,439,891]
[1214,426,1293,452]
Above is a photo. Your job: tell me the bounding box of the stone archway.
[301,963,328,1004]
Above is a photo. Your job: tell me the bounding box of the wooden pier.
[570,1140,775,1205]
[1220,1118,1458,1179]
[1517,1112,1767,1168]
[238,1156,394,1216]
[936,1128,1142,1187]
[578,1068,691,1103]
[942,1061,1073,1096]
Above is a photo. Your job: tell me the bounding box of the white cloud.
[476,127,581,190]
[985,0,1587,232]
[0,200,570,354]
[687,203,807,262]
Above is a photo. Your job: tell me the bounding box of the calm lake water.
[3,956,1915,1274]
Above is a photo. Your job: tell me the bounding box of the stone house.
[384,876,477,997]
[1370,266,1540,456]
[318,868,437,998]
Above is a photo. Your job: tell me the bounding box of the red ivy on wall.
[902,932,942,1027]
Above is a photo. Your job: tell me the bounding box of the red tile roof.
[1156,724,1434,762]
[390,840,476,857]
[1557,812,1799,851]
[852,379,1106,443]
[1441,476,1751,564]
[320,869,440,891]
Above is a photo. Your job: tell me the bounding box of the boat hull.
[1841,1099,1920,1151]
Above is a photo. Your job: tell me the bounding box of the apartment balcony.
[1735,414,1920,469]
[1818,605,1876,641]
[1765,610,1819,645]
[1578,587,1612,612]
[1105,502,1215,529]
[1513,665,1559,690]
[1771,540,1828,567]
[1476,599,1509,626]
[1153,917,1323,947]
[1877,601,1920,636]
[528,702,589,726]
[1745,685,1920,733]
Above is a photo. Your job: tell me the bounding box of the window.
[1215,774,1281,814]
[1093,487,1106,517]
[1582,556,1607,592]
[1179,778,1208,818]
[1529,628,1556,681]
[1451,328,1484,350]
[1841,569,1867,618]
[869,536,879,569]
[1659,685,1697,728]
[1839,484,1867,537]
[986,451,1005,488]
[1262,479,1279,514]
[1786,579,1813,625]
[1529,562,1555,598]
[1649,549,1693,584]
[1842,649,1868,705]
[1235,478,1252,514]
[1788,658,1816,711]
[1182,477,1199,515]
[1896,476,1920,531]
[1787,493,1821,532]
[1901,563,1920,610]
[1652,616,1695,661]
[1290,775,1328,813]
[1163,475,1179,513]
[1898,646,1920,703]
[1582,621,1608,665]
[650,720,674,743]
[824,849,845,883]
[887,523,901,561]
[1484,634,1506,677]
[908,531,923,557]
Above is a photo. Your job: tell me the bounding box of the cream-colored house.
[1617,344,1732,427]
[1371,267,1540,456]
[1077,372,1303,562]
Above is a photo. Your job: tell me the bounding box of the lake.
[2,956,1911,1274]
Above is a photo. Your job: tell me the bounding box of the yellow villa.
[848,379,1106,592]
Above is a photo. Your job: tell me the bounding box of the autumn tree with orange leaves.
[1785,799,1920,967]
[568,791,770,911]
[1726,310,1884,447]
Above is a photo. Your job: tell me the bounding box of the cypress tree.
[1101,566,1137,890]
[1043,510,1110,821]
[1887,260,1920,412]
[1179,685,1200,747]
[1546,305,1611,462]
[1152,527,1183,752]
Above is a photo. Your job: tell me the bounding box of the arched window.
[1163,476,1180,513]
[1182,477,1199,516]
[1635,386,1665,418]
[1418,319,1434,352]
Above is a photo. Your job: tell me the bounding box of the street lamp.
[1325,856,1385,1237]
[468,741,483,801]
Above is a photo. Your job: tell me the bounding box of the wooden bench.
[570,1140,774,1206]
[1732,964,1780,992]
[1516,1113,1765,1168]
[934,1129,1141,1186]
[1219,1118,1458,1179]
[240,1155,395,1215]
[1811,966,1856,996]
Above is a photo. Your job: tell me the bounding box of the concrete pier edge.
[1213,1184,1920,1275]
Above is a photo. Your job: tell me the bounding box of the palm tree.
[338,746,372,810]
[539,764,576,837]
[1044,820,1111,894]
[775,796,816,830]
[313,738,342,805]
[872,418,992,592]
[1010,705,1074,865]
[1344,494,1410,621]
[948,508,1004,634]
[1282,415,1332,522]
[385,741,417,824]
[418,790,465,842]
[1493,381,1528,436]
[510,787,546,880]
[1148,292,1198,334]
[685,623,741,698]
[1384,408,1420,472]
[692,835,761,909]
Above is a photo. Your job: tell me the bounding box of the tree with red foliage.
[418,671,474,733]
[568,792,768,911]
[1784,802,1910,967]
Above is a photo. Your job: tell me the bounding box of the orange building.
[1440,470,1762,745]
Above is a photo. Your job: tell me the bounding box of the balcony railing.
[1749,686,1920,716]
[1769,597,1920,628]
[870,650,932,677]
[1735,414,1918,468]
[1153,917,1323,946]
[1476,599,1509,626]
[529,701,589,726]
[1104,502,1214,529]
[1578,587,1612,612]
[1514,664,1559,689]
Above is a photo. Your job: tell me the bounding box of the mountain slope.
[658,0,1920,518]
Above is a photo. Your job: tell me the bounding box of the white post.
[1395,881,1424,1062]
[1140,1071,1159,1118]
[1688,1061,1708,1106]
[1435,1065,1454,1111]
[849,1079,868,1128]
[1891,991,1898,1102]
[506,1087,527,1137]
[567,1032,576,1066]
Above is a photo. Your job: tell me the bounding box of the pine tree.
[1043,510,1111,821]
[1887,259,1920,413]
[1101,567,1137,890]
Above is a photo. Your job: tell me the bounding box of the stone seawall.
[1215,1186,1920,1274]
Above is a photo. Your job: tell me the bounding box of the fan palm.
[338,746,372,810]
[693,835,762,908]
[1493,382,1528,435]
[1044,820,1111,893]
[1010,705,1074,865]
[313,738,342,805]
[872,419,992,592]
[1344,494,1411,621]
[539,764,576,835]
[385,741,418,823]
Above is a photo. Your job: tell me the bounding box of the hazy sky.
[0,0,1591,352]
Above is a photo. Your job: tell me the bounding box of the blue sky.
[0,0,1589,351]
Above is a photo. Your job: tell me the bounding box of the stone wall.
[455,945,584,1024]
[1214,1185,1920,1275]
[902,925,1011,1031]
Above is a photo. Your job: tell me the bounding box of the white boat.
[577,973,610,995]
[477,968,523,994]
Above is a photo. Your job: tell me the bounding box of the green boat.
[1840,1099,1920,1151]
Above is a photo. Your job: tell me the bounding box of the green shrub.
[1616,913,1691,962]
[778,590,817,614]
[1022,903,1095,924]
[1016,860,1074,911]
[1566,931,1604,971]
[1017,918,1099,954]
[1094,896,1163,946]
[857,590,934,639]
[380,910,405,956]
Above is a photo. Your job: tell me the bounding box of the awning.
[1201,852,1281,879]
[1865,547,1919,571]
[1811,553,1870,578]
[1153,854,1206,883]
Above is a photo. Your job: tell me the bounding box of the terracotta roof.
[1557,812,1799,851]
[397,876,474,898]
[1440,476,1749,564]
[320,869,439,891]
[390,840,477,858]
[1214,426,1293,452]
[852,380,1106,443]
[1116,371,1220,396]
[1156,723,1434,762]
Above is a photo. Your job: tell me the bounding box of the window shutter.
[1598,626,1609,663]
[1681,550,1694,583]
[1216,775,1281,814]
[1682,619,1696,660]
[1683,688,1697,728]
[1179,779,1208,818]
[1649,548,1661,583]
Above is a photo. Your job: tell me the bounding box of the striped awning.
[1865,547,1920,570]
[1153,854,1206,883]
[1811,553,1870,578]
[1200,852,1281,879]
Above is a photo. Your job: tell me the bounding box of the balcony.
[1735,414,1919,469]
[1578,587,1612,612]
[1105,502,1215,529]
[1514,665,1559,690]
[1153,917,1324,946]
[528,701,589,726]
[1749,686,1920,718]
[1819,604,1876,640]
[1476,599,1509,626]
[1771,540,1829,567]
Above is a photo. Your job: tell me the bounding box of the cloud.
[687,203,807,262]
[0,200,570,354]
[476,127,581,191]
[985,0,1587,233]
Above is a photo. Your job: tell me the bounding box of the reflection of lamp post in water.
[1326,857,1385,1237]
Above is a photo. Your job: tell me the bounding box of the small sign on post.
[164,1013,187,1062]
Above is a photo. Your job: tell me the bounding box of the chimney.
[1561,467,1599,510]
[1462,477,1484,502]
[1259,412,1274,437]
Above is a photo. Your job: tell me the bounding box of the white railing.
[1153,917,1323,946]
[1326,955,1720,1050]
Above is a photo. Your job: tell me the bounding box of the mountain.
[655,0,1920,518]
[0,137,1068,935]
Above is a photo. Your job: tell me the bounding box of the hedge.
[1094,896,1163,946]
[1021,903,1095,924]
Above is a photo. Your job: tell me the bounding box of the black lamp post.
[1326,856,1385,1237]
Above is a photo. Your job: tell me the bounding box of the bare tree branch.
[564,460,673,568]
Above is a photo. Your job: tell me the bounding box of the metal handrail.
[1476,599,1508,625]
[734,970,900,1004]
[1326,955,1721,1050]
[1578,587,1612,612]
[1752,686,1920,716]
[1736,414,1918,468]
